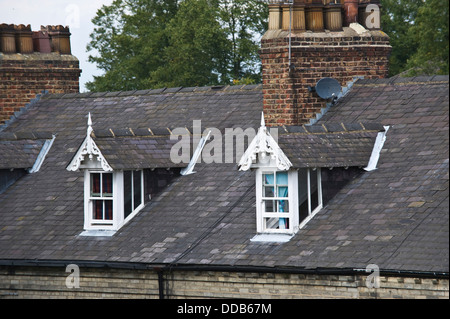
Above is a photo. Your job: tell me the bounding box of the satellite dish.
[309,77,342,100]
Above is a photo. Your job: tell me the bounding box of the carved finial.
[261,112,265,128]
[87,112,93,136]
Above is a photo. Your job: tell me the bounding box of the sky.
[0,0,114,92]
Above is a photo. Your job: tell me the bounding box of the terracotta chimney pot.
[0,24,17,53]
[14,24,34,54]
[42,25,72,54]
[343,0,358,26]
[32,31,52,53]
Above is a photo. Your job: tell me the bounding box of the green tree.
[86,0,179,92]
[406,0,449,75]
[86,0,268,92]
[380,0,424,76]
[149,0,230,88]
[218,0,268,82]
[381,0,449,76]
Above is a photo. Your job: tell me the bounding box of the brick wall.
[0,24,81,126]
[260,29,391,126]
[1,266,448,299]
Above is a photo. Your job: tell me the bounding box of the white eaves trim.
[66,113,113,172]
[239,112,292,171]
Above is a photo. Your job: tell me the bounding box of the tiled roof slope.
[278,125,382,168]
[0,78,448,274]
[92,131,188,170]
[0,132,53,169]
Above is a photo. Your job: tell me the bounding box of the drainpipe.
[156,268,165,299]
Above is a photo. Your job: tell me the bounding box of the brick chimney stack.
[261,0,391,126]
[0,24,81,125]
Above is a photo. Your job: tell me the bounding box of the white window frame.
[299,168,323,230]
[255,167,323,235]
[122,170,145,225]
[83,169,144,232]
[256,168,298,234]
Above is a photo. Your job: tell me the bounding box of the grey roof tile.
[0,79,448,273]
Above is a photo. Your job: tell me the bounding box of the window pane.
[93,200,103,219]
[124,171,132,218]
[278,186,288,198]
[263,199,275,213]
[298,169,309,223]
[264,217,289,230]
[310,169,319,212]
[278,199,289,213]
[276,172,288,185]
[91,173,101,197]
[102,173,113,197]
[104,200,113,220]
[264,186,274,197]
[263,199,289,213]
[133,171,142,210]
[92,200,113,220]
[263,173,274,185]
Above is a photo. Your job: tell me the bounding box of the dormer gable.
[239,113,292,171]
[66,114,182,235]
[66,113,112,172]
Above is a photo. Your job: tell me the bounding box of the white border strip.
[364,126,390,172]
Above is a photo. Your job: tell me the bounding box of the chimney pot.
[305,2,324,32]
[0,24,17,53]
[343,0,359,26]
[268,5,282,30]
[14,24,34,54]
[324,3,343,31]
[32,31,52,53]
[42,25,72,54]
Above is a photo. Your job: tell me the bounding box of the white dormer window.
[67,114,146,235]
[83,169,144,232]
[257,169,298,234]
[239,113,325,241]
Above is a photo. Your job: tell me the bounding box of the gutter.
[1,259,448,280]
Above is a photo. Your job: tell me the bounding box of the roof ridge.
[354,75,449,87]
[0,131,53,141]
[42,84,263,100]
[282,122,385,135]
[93,127,176,138]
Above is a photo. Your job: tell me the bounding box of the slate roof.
[0,78,448,274]
[92,130,187,170]
[278,124,384,168]
[0,132,52,169]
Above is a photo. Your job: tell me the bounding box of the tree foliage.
[381,0,449,76]
[86,0,448,91]
[406,0,449,75]
[86,0,267,92]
